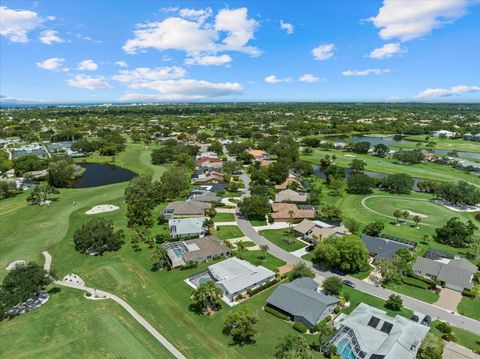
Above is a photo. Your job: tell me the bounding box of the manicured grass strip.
[213,225,244,240]
[341,286,413,318]
[250,219,267,226]
[241,241,256,247]
[350,264,374,280]
[214,213,235,222]
[457,289,480,321]
[239,251,286,272]
[0,286,175,359]
[384,282,439,304]
[259,229,306,252]
[431,320,480,353]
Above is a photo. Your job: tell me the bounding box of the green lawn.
[259,229,307,252]
[214,212,236,222]
[341,286,413,318]
[350,264,374,280]
[430,320,480,353]
[402,135,480,154]
[250,219,267,226]
[240,251,286,272]
[301,148,480,187]
[457,287,480,321]
[0,286,175,359]
[241,241,256,247]
[384,282,439,304]
[213,225,244,240]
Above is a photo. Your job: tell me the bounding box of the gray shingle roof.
[413,257,476,290]
[267,278,339,327]
[361,235,414,260]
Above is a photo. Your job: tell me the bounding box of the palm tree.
[259,244,268,260]
[393,210,402,225]
[192,281,223,315]
[288,210,294,234]
[202,218,215,235]
[413,215,421,228]
[151,245,168,270]
[236,241,246,259]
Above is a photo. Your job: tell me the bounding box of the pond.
[71,163,136,188]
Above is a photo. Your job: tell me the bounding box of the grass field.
[403,135,480,154]
[259,229,306,252]
[384,282,439,304]
[214,212,236,222]
[240,250,286,272]
[457,286,480,321]
[214,225,244,240]
[431,320,480,353]
[301,148,480,187]
[0,287,175,359]
[250,219,267,226]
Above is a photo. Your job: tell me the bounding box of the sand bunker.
[85,204,119,215]
[5,260,26,271]
[404,210,428,218]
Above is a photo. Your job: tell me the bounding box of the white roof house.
[432,130,455,138]
[208,257,276,300]
[327,303,430,359]
[168,217,206,239]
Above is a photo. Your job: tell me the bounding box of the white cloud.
[36,57,65,70]
[185,54,232,66]
[342,68,391,76]
[280,20,294,35]
[264,75,291,84]
[369,42,405,59]
[115,61,128,67]
[214,8,260,56]
[123,7,260,61]
[39,29,64,45]
[416,85,480,98]
[312,43,335,61]
[299,74,320,83]
[112,66,186,84]
[67,75,111,90]
[78,60,98,71]
[368,0,474,41]
[0,6,42,42]
[118,79,243,101]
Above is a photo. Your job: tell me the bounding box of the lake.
[71,163,136,188]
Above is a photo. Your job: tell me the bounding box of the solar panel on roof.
[370,355,385,359]
[367,316,380,328]
[380,321,393,334]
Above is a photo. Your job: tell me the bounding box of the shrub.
[442,332,456,342]
[436,322,452,334]
[293,322,308,333]
[462,289,477,298]
[246,278,279,297]
[264,306,289,321]
[402,276,429,289]
[333,306,341,314]
[235,294,244,301]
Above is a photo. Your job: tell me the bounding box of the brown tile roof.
[183,236,230,262]
[271,203,315,220]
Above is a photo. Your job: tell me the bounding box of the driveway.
[254,222,290,231]
[434,288,463,312]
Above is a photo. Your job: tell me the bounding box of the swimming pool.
[189,271,215,287]
[337,338,358,359]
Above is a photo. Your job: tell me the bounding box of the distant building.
[168,217,207,239]
[326,303,429,359]
[464,133,480,142]
[163,200,211,219]
[360,234,415,260]
[274,189,309,203]
[431,130,455,138]
[266,277,339,329]
[271,203,316,222]
[294,219,349,243]
[246,149,267,161]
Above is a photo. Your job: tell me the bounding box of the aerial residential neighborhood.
[1,1,480,359]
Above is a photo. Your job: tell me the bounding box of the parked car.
[411,315,419,322]
[332,268,344,276]
[306,245,315,252]
[421,315,431,326]
[342,280,355,288]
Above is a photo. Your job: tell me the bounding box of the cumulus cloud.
[78,60,98,71]
[264,75,291,84]
[115,61,128,67]
[342,68,391,76]
[280,20,294,34]
[312,43,335,61]
[67,75,111,90]
[36,57,65,70]
[112,66,187,84]
[416,85,480,99]
[0,6,43,42]
[185,54,232,66]
[118,79,243,101]
[123,7,260,63]
[39,29,64,45]
[299,74,320,83]
[368,0,474,41]
[369,42,405,59]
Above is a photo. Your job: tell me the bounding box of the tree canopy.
[73,217,124,255]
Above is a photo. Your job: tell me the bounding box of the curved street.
[235,171,480,335]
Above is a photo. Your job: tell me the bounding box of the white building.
[431,130,455,138]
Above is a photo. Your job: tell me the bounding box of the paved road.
[235,171,480,335]
[42,252,187,359]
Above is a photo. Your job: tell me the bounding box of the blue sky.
[1,0,479,103]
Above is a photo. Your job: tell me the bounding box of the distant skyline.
[1,0,480,104]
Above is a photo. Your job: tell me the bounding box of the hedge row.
[247,278,279,297]
[293,322,308,333]
[264,306,289,321]
[462,288,478,298]
[407,273,437,286]
[402,276,429,289]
